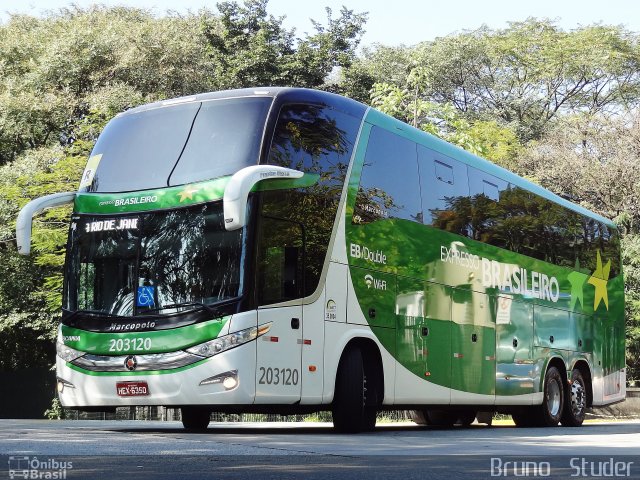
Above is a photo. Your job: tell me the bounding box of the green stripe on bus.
[61,316,230,355]
[74,173,320,214]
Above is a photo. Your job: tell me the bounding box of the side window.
[435,161,454,185]
[257,216,304,305]
[419,145,469,234]
[490,185,569,264]
[467,168,509,246]
[354,127,422,224]
[258,103,361,303]
[600,223,620,277]
[578,221,620,277]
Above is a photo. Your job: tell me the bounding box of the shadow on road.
[103,421,640,436]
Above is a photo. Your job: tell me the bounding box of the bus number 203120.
[258,367,299,386]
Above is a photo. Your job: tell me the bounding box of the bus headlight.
[186,323,271,358]
[56,342,84,362]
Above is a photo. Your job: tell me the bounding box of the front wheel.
[561,369,587,427]
[332,347,377,433]
[181,407,211,430]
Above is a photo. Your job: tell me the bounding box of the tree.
[517,113,640,223]
[416,19,640,142]
[369,82,522,168]
[518,112,640,382]
[0,1,368,373]
[344,19,640,143]
[201,0,367,89]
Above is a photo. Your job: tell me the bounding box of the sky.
[0,0,639,46]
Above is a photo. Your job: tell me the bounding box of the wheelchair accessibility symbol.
[137,286,156,307]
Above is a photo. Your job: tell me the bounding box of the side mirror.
[223,165,303,231]
[16,192,76,255]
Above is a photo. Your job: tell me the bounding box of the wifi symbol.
[364,274,374,289]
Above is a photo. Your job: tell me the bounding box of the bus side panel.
[396,277,452,397]
[450,288,495,402]
[495,297,536,404]
[301,287,326,404]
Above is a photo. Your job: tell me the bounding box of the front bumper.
[56,341,257,407]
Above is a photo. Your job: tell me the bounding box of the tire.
[332,347,377,433]
[476,411,493,426]
[181,407,211,430]
[424,409,458,427]
[457,410,477,427]
[534,366,565,427]
[512,411,535,428]
[561,369,587,427]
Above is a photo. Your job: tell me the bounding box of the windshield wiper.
[139,296,242,316]
[62,308,123,320]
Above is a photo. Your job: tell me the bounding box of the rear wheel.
[476,411,493,426]
[332,347,377,433]
[424,410,458,427]
[537,366,564,426]
[456,410,477,427]
[513,366,565,427]
[181,407,211,430]
[512,411,535,427]
[561,369,587,427]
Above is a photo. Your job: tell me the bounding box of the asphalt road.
[2,419,639,479]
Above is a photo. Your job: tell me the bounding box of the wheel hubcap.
[570,381,585,418]
[547,379,561,417]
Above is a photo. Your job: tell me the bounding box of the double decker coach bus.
[17,87,625,432]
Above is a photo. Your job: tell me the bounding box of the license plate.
[116,381,150,397]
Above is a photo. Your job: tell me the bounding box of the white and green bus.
[17,88,625,432]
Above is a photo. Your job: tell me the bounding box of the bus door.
[255,216,304,404]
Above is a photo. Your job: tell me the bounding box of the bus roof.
[120,87,367,119]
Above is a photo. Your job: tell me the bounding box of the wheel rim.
[570,380,586,418]
[547,379,561,417]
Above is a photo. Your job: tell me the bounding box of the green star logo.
[567,271,589,310]
[177,185,199,202]
[587,250,611,311]
[568,251,611,312]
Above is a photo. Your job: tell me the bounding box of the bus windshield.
[64,201,245,317]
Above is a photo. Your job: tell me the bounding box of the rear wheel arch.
[542,356,568,394]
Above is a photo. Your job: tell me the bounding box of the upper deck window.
[82,96,272,193]
[354,127,422,224]
[170,97,272,186]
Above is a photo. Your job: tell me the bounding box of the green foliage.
[345,19,640,143]
[201,0,367,89]
[369,82,522,169]
[0,1,367,371]
[622,234,640,382]
[44,397,65,420]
